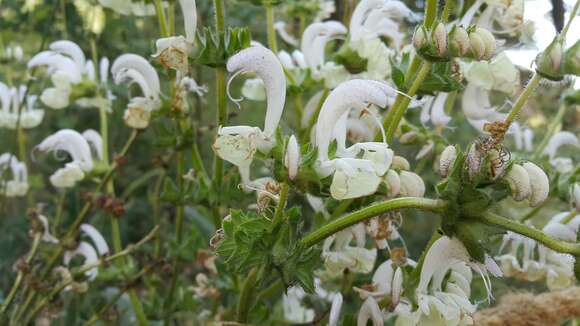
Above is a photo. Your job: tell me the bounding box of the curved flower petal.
[37,129,94,172]
[63,241,99,280]
[49,40,86,73]
[356,297,383,326]
[80,224,110,256]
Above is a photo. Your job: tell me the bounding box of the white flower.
[461,83,508,133]
[0,153,29,197]
[63,224,109,281]
[542,131,579,173]
[322,227,377,276]
[464,53,520,94]
[0,83,44,129]
[301,21,347,71]
[570,183,580,211]
[153,0,197,72]
[315,80,399,200]
[36,129,95,188]
[283,286,315,324]
[241,78,266,101]
[349,0,412,44]
[510,122,534,152]
[82,129,103,162]
[354,38,394,80]
[36,214,59,243]
[314,62,351,89]
[354,259,413,305]
[409,236,499,326]
[274,21,299,47]
[305,194,330,219]
[420,92,452,129]
[328,293,343,326]
[214,45,286,185]
[112,53,162,129]
[285,135,300,180]
[356,296,384,326]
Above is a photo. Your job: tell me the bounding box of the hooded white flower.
[36,214,59,243]
[461,83,509,133]
[63,223,109,281]
[322,226,377,277]
[111,53,162,129]
[0,83,44,129]
[274,21,299,47]
[357,296,384,326]
[349,0,412,45]
[30,40,111,110]
[0,153,29,197]
[477,0,525,35]
[213,45,286,185]
[464,53,520,94]
[301,21,347,71]
[36,129,95,188]
[283,286,315,324]
[421,92,452,129]
[315,79,399,200]
[510,122,534,152]
[403,236,501,326]
[354,258,414,307]
[542,131,579,173]
[153,0,197,73]
[328,292,343,326]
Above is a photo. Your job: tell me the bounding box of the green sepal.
[194,27,252,68]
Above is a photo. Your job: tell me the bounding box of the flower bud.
[413,26,428,51]
[535,38,565,81]
[522,162,549,207]
[564,40,580,76]
[439,145,457,177]
[432,23,448,56]
[476,27,496,60]
[284,135,300,180]
[399,131,418,144]
[503,164,531,201]
[468,32,486,60]
[384,169,401,197]
[399,171,425,197]
[570,183,580,211]
[391,155,410,171]
[448,25,470,57]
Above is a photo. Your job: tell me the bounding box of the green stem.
[504,73,542,126]
[386,62,432,142]
[264,2,278,52]
[441,0,454,23]
[424,0,439,28]
[175,151,185,243]
[154,0,170,37]
[300,198,447,248]
[167,0,176,35]
[476,212,580,255]
[236,267,259,323]
[53,192,66,235]
[519,200,548,222]
[272,183,289,226]
[214,0,225,32]
[213,67,227,197]
[0,233,41,316]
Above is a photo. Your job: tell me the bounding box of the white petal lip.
[111,53,161,98]
[226,45,286,137]
[301,21,347,69]
[82,129,103,161]
[417,236,471,293]
[63,241,99,280]
[357,297,383,326]
[49,40,87,73]
[178,0,197,43]
[114,67,156,100]
[430,92,451,127]
[28,51,82,83]
[80,224,110,256]
[522,162,549,207]
[543,131,579,160]
[315,79,389,162]
[36,129,94,171]
[328,293,343,326]
[284,135,300,180]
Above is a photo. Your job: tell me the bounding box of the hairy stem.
[272,183,289,226]
[477,212,580,255]
[300,198,447,248]
[236,267,259,323]
[264,2,278,52]
[504,73,542,127]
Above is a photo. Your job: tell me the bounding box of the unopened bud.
[432,23,448,56]
[503,164,531,201]
[391,156,410,171]
[413,26,428,50]
[476,27,496,60]
[522,162,549,207]
[536,38,565,81]
[439,145,457,177]
[449,25,470,57]
[468,32,486,60]
[284,135,300,180]
[399,131,418,144]
[399,171,426,197]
